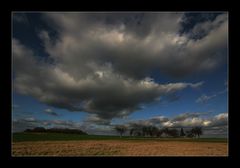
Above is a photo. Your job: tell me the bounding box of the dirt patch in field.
[12,140,228,156]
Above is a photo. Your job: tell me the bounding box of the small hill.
[24,127,88,135]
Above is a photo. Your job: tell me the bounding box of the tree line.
[115,125,203,138]
[24,127,88,135]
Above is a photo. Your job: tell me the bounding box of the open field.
[13,132,227,142]
[12,140,227,156]
[12,133,228,156]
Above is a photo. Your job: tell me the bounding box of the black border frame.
[1,0,239,165]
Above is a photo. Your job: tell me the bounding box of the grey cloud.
[13,38,202,120]
[172,112,201,122]
[208,113,228,127]
[13,12,227,122]
[185,13,228,40]
[43,13,182,40]
[41,12,227,79]
[12,117,40,132]
[146,116,170,126]
[84,114,111,125]
[203,125,228,137]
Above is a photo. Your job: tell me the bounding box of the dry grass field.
[12,140,228,156]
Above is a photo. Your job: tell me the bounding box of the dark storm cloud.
[13,12,227,122]
[13,37,203,120]
[40,12,227,78]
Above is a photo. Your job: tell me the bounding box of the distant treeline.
[24,127,88,135]
[115,125,203,138]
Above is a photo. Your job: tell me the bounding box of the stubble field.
[12,140,228,156]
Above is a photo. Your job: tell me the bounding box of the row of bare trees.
[114,125,202,138]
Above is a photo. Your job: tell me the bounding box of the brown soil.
[12,140,228,156]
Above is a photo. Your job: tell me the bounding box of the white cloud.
[128,112,228,129]
[196,94,217,103]
[215,113,228,120]
[45,109,53,113]
[196,87,227,103]
[44,108,58,116]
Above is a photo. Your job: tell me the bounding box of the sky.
[12,12,228,137]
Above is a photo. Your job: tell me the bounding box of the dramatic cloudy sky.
[12,12,228,137]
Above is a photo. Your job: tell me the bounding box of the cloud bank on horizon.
[13,112,228,137]
[12,12,228,135]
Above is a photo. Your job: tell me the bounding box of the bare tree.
[115,125,127,138]
[191,127,203,138]
[180,128,185,137]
